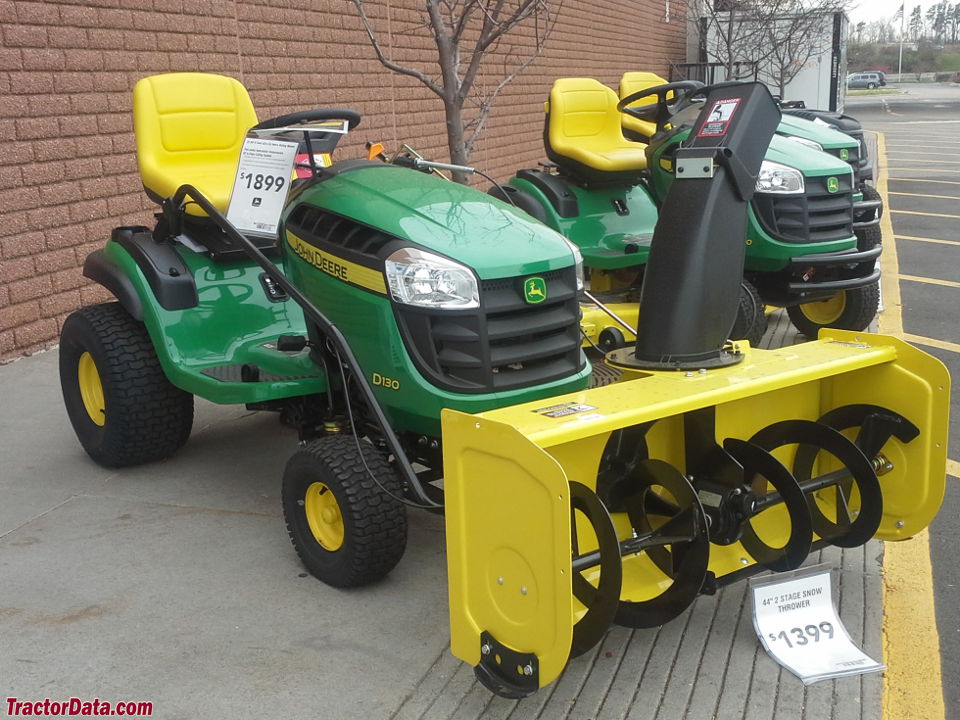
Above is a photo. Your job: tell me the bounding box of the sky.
[846,0,936,26]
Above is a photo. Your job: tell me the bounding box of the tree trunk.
[443,98,471,184]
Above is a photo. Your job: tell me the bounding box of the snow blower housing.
[444,82,949,697]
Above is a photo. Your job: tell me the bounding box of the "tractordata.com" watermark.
[6,697,152,716]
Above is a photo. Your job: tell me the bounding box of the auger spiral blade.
[722,438,812,572]
[751,419,883,548]
[614,459,711,629]
[569,481,623,658]
[792,404,920,547]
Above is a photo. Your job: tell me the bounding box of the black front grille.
[395,266,585,393]
[827,144,861,186]
[753,174,853,244]
[286,205,390,261]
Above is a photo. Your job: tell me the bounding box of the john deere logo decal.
[826,176,839,193]
[524,276,547,304]
[839,148,849,161]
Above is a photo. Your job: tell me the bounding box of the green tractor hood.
[288,165,578,279]
[765,134,854,179]
[777,114,858,153]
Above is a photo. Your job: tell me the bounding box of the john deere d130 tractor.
[60,73,948,698]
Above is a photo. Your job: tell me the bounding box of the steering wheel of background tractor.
[616,81,706,133]
[251,108,362,132]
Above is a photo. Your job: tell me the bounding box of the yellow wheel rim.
[799,292,846,325]
[304,481,344,551]
[77,352,106,427]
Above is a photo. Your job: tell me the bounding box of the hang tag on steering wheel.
[750,564,884,684]
[226,137,298,237]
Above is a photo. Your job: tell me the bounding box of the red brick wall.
[0,0,685,360]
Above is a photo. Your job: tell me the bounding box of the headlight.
[562,238,585,291]
[385,247,479,309]
[756,160,805,194]
[783,135,823,152]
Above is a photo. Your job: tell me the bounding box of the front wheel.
[282,435,407,587]
[786,283,880,339]
[59,302,193,467]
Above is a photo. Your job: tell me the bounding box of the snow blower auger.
[443,82,949,698]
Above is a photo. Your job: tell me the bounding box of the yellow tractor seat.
[544,78,647,187]
[618,72,668,141]
[133,73,259,217]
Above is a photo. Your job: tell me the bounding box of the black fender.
[83,249,145,321]
[487,182,550,224]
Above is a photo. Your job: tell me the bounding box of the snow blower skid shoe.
[443,82,950,698]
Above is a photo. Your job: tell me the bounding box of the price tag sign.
[751,565,884,684]
[226,137,298,237]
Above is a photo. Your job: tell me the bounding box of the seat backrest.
[547,78,624,157]
[618,72,668,140]
[133,73,258,213]
[544,78,647,185]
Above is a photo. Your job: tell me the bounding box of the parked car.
[847,72,886,89]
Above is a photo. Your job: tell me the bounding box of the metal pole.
[897,5,905,81]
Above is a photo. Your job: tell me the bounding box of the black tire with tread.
[858,183,883,221]
[59,302,193,467]
[729,281,768,347]
[786,283,880,339]
[855,223,882,250]
[282,435,407,587]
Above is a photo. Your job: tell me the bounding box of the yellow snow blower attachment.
[442,82,950,698]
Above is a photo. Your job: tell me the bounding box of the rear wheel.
[786,283,880,338]
[59,302,193,467]
[729,281,768,346]
[282,435,407,587]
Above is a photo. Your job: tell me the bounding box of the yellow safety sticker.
[531,401,598,418]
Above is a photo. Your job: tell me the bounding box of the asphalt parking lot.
[1,85,956,720]
[848,83,960,720]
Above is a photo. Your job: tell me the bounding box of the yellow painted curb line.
[876,130,946,720]
[877,132,903,337]
[883,529,946,720]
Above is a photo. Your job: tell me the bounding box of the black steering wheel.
[616,81,705,132]
[252,108,361,131]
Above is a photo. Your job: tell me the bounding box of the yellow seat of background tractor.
[618,71,668,139]
[545,78,647,184]
[133,72,258,217]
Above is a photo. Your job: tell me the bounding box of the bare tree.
[693,0,770,80]
[352,0,559,183]
[693,0,852,97]
[758,10,834,97]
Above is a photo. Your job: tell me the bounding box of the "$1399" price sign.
[751,566,883,684]
[768,621,834,648]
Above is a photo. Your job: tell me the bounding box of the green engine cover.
[280,164,591,436]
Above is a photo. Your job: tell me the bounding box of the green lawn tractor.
[620,72,884,260]
[59,74,948,699]
[493,75,881,345]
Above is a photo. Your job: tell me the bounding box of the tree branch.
[352,0,444,97]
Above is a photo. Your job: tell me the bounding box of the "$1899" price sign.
[751,566,884,684]
[239,171,287,193]
[226,137,298,237]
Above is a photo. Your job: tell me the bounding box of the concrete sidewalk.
[0,311,884,720]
